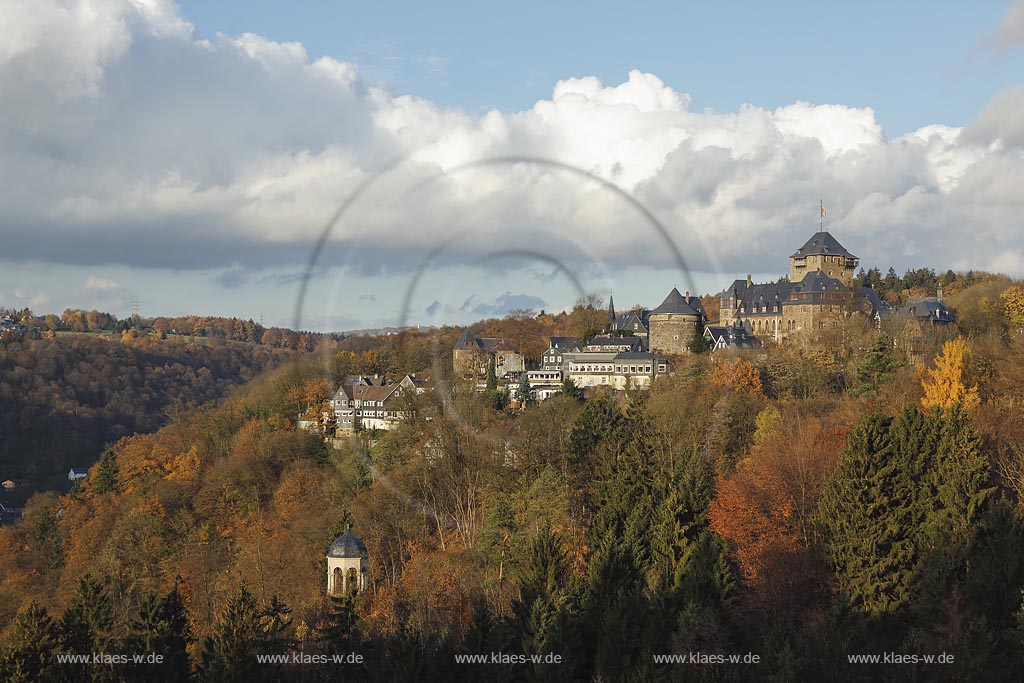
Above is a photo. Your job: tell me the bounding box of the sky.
[2,0,1024,331]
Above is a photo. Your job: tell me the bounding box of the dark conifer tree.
[55,574,116,683]
[124,584,192,683]
[820,412,922,617]
[92,449,118,495]
[485,355,497,391]
[0,602,59,683]
[200,584,287,683]
[853,335,902,396]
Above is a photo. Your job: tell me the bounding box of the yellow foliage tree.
[1001,285,1024,335]
[921,337,980,413]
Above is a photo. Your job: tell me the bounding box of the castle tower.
[648,288,705,355]
[327,526,369,596]
[789,231,858,286]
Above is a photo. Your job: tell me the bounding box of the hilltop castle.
[718,230,889,343]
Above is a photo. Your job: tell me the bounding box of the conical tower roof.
[790,231,856,259]
[652,287,699,315]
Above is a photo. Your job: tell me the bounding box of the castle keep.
[719,230,887,343]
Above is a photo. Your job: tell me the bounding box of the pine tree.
[516,370,533,407]
[199,583,284,683]
[0,602,59,683]
[560,376,581,400]
[822,404,997,634]
[930,405,993,542]
[260,595,294,657]
[124,584,192,683]
[55,574,116,683]
[314,594,366,682]
[853,334,902,396]
[512,527,573,668]
[93,449,118,495]
[317,594,362,656]
[485,355,497,391]
[819,412,923,616]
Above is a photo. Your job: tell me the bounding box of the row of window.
[340,410,404,419]
[336,399,390,408]
[571,364,655,374]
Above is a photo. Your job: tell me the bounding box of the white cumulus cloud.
[1,0,1023,286]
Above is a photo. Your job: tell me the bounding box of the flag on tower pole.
[820,200,826,230]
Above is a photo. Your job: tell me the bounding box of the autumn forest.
[2,274,1024,681]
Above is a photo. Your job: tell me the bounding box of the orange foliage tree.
[709,415,844,613]
[709,357,763,397]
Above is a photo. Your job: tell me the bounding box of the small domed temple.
[326,527,369,596]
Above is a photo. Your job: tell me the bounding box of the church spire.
[607,294,616,325]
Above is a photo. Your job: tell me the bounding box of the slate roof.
[402,375,426,388]
[327,529,368,558]
[725,270,898,315]
[790,231,857,260]
[454,330,516,352]
[791,270,850,301]
[858,287,891,317]
[610,309,650,332]
[723,278,798,315]
[454,328,476,349]
[704,325,759,348]
[569,352,618,363]
[549,336,582,350]
[613,351,667,362]
[652,288,703,316]
[586,335,642,349]
[344,374,387,386]
[336,383,401,404]
[893,298,954,323]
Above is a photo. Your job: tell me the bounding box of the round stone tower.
[648,287,705,354]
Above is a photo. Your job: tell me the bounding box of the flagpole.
[820,199,823,232]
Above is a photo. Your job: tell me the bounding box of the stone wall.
[789,254,856,287]
[648,313,702,354]
[453,348,486,378]
[781,303,849,341]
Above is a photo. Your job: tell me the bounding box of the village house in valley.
[331,374,426,433]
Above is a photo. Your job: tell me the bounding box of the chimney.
[936,285,943,302]
[746,274,752,286]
